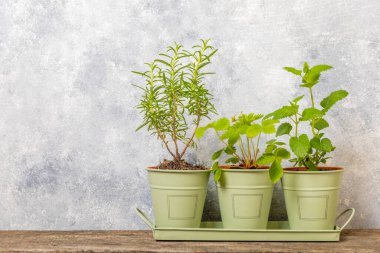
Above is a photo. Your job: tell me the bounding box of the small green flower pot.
[282,167,344,230]
[147,168,211,228]
[217,167,274,229]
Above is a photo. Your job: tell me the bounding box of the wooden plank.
[0,230,379,252]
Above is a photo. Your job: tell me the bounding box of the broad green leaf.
[262,124,276,134]
[283,67,302,76]
[220,128,235,139]
[257,154,276,165]
[289,134,310,157]
[310,137,320,149]
[225,157,239,164]
[213,117,230,131]
[309,64,333,74]
[303,64,333,86]
[321,138,335,152]
[237,125,249,135]
[228,133,240,145]
[300,108,325,121]
[212,149,224,160]
[262,119,279,127]
[276,123,292,136]
[246,124,262,138]
[320,90,348,112]
[195,126,208,139]
[310,137,333,152]
[265,144,275,153]
[267,105,298,120]
[266,139,276,145]
[224,145,237,155]
[269,160,283,183]
[275,148,291,159]
[314,118,329,131]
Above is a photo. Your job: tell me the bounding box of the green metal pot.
[217,168,274,229]
[147,168,211,228]
[282,167,344,230]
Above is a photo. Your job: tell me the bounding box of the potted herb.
[267,62,348,229]
[196,113,290,228]
[133,40,218,228]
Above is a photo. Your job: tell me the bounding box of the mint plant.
[132,40,218,169]
[196,113,290,182]
[266,62,348,170]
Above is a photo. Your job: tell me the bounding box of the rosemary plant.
[133,40,218,168]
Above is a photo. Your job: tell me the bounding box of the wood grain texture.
[0,230,379,252]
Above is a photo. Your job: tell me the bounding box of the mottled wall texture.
[0,0,379,229]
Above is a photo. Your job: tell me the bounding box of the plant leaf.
[246,124,262,138]
[265,144,276,153]
[311,137,333,152]
[225,157,239,164]
[309,64,333,74]
[289,134,310,157]
[303,64,333,86]
[266,105,298,120]
[228,133,240,145]
[195,126,208,139]
[292,95,304,103]
[300,108,325,121]
[275,148,291,159]
[262,119,279,127]
[256,154,276,165]
[320,90,348,112]
[303,62,309,73]
[212,149,224,160]
[213,117,230,131]
[262,124,276,134]
[224,145,237,155]
[320,138,333,152]
[314,118,329,131]
[276,123,292,136]
[269,160,283,183]
[283,67,302,76]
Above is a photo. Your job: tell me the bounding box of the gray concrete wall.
[0,0,379,229]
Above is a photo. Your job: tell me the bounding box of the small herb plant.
[196,113,290,182]
[132,39,218,169]
[266,62,348,170]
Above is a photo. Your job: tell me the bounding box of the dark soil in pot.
[152,159,208,170]
[284,166,343,172]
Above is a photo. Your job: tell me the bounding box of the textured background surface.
[0,0,379,229]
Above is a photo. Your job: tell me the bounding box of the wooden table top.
[0,230,379,252]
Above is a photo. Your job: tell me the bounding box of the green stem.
[238,138,249,167]
[253,133,261,166]
[309,88,315,108]
[246,136,251,164]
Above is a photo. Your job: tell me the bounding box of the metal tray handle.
[336,208,355,231]
[136,207,355,232]
[136,208,155,230]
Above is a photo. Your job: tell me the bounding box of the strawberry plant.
[132,40,218,169]
[266,62,348,170]
[196,113,290,182]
